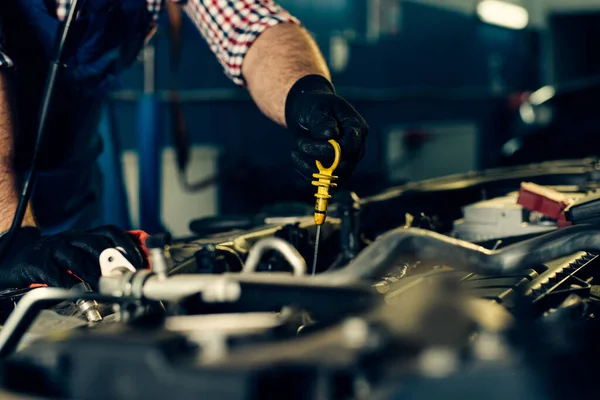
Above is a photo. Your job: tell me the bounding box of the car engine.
[2,159,600,399]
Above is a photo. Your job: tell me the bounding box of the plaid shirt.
[0,0,299,86]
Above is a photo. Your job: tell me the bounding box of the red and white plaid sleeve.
[175,0,300,86]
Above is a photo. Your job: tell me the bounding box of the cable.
[322,224,600,284]
[177,171,220,192]
[164,4,244,194]
[0,0,85,261]
[166,2,198,193]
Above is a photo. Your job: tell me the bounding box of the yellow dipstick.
[311,139,341,275]
[312,139,342,225]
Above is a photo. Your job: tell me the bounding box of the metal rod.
[312,225,321,276]
[108,86,512,104]
[143,43,155,95]
[140,275,239,302]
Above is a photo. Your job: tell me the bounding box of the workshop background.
[99,0,600,237]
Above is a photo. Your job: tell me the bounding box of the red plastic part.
[517,182,573,220]
[127,230,152,269]
[556,213,573,227]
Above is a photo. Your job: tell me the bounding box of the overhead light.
[476,0,529,30]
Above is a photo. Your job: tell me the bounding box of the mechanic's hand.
[285,74,368,185]
[0,225,146,290]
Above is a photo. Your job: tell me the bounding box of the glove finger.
[296,138,336,164]
[67,234,113,262]
[328,97,368,156]
[301,118,366,166]
[86,225,145,268]
[5,264,63,289]
[291,150,317,181]
[292,150,355,187]
[295,147,352,173]
[330,97,368,132]
[337,119,367,160]
[51,244,101,288]
[303,109,340,140]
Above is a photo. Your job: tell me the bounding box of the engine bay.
[3,158,600,399]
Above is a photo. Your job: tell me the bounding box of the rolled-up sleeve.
[175,0,300,86]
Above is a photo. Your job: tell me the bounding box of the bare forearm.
[242,23,330,127]
[0,73,35,230]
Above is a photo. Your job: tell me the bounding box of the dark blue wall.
[109,1,539,213]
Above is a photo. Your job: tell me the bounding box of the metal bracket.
[99,248,136,276]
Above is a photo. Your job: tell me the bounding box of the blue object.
[33,164,104,235]
[136,94,163,234]
[98,103,132,230]
[2,1,154,232]
[16,0,151,96]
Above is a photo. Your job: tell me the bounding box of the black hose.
[325,224,600,283]
[189,215,261,235]
[0,0,85,261]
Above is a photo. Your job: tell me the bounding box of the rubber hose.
[324,224,600,284]
[189,215,260,235]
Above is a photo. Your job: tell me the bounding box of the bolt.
[85,308,103,323]
[75,299,102,323]
[71,282,103,323]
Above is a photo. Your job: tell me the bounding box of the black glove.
[285,74,368,185]
[0,225,146,290]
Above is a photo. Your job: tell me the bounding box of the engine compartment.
[3,158,600,399]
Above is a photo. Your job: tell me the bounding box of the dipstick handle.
[312,140,341,225]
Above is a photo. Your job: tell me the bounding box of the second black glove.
[0,225,145,290]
